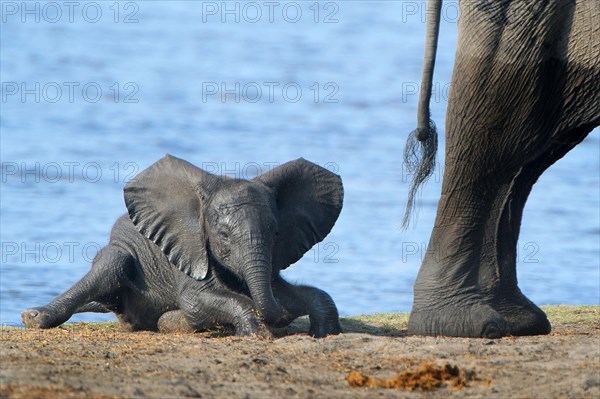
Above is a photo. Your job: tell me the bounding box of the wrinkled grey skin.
[404,0,599,338]
[22,156,343,338]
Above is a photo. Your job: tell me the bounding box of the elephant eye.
[219,231,230,240]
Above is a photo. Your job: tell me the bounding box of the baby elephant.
[22,156,344,337]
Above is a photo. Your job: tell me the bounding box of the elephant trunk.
[242,251,286,326]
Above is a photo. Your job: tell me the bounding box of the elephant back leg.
[479,125,594,335]
[21,246,132,329]
[469,1,599,335]
[271,276,342,338]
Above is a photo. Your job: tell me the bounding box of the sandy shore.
[1,305,598,398]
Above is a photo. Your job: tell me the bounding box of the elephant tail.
[402,0,442,230]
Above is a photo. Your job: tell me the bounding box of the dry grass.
[541,304,599,325]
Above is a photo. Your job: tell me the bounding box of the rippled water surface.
[1,2,598,325]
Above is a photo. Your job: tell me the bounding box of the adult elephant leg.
[409,6,515,337]
[408,181,509,338]
[480,125,595,335]
[21,246,131,328]
[271,276,342,338]
[173,271,270,337]
[473,0,599,335]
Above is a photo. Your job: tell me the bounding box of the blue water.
[1,1,598,325]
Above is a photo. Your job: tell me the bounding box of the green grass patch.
[541,305,600,325]
[341,312,409,335]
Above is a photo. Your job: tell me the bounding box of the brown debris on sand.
[347,361,477,391]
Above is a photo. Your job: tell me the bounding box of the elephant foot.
[236,313,273,339]
[485,291,551,336]
[21,306,65,329]
[408,301,509,338]
[157,310,196,334]
[309,318,342,338]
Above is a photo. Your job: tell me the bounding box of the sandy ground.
[1,306,598,399]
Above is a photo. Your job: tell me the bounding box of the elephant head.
[123,155,343,325]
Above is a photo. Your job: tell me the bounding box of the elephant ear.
[123,154,219,280]
[256,158,343,269]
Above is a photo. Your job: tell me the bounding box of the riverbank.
[1,305,598,398]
